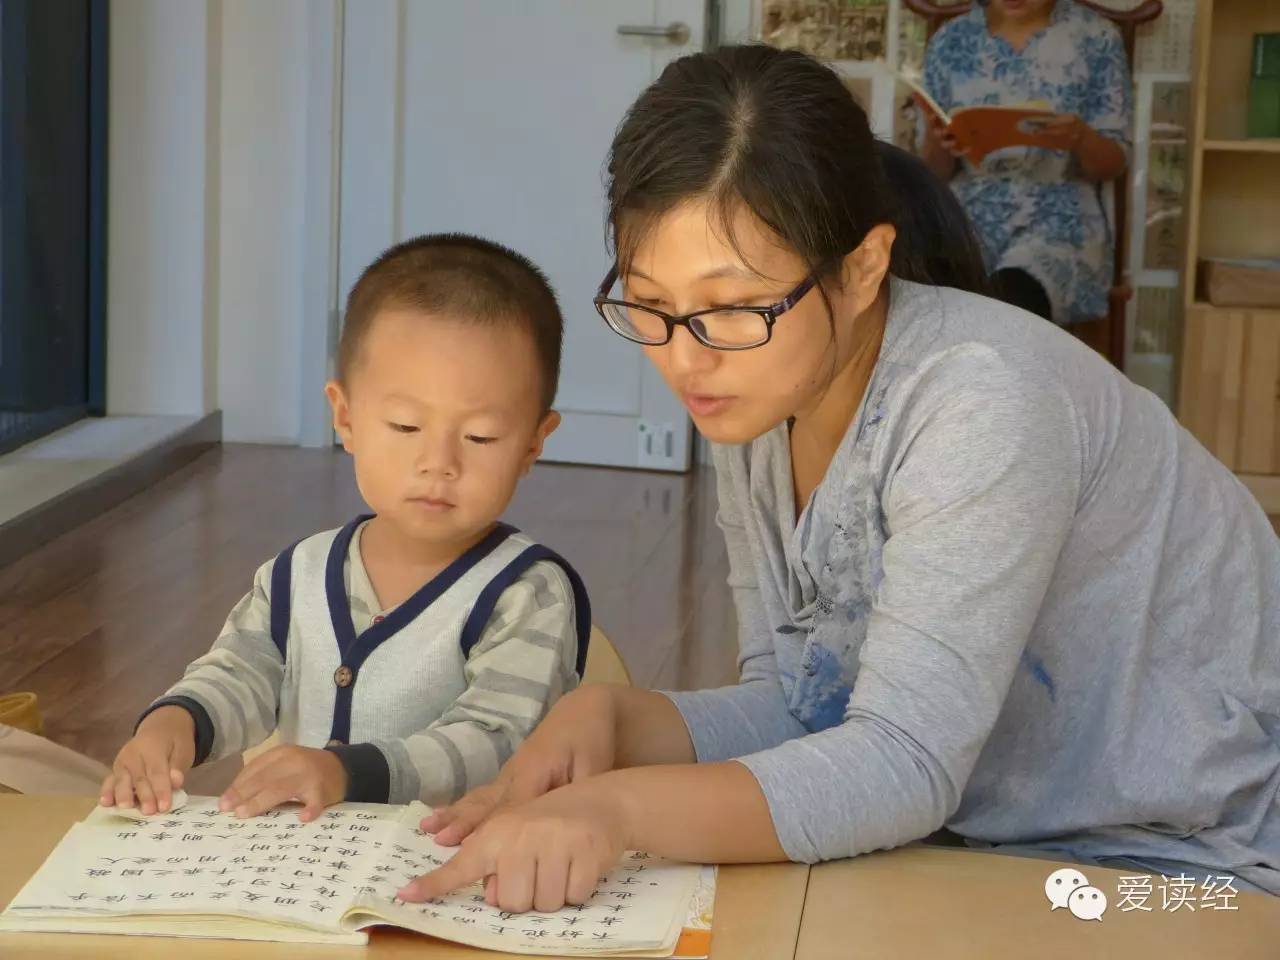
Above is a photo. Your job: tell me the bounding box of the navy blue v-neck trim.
[457,545,593,678]
[323,515,516,742]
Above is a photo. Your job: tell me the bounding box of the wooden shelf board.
[1192,300,1280,314]
[1203,139,1280,154]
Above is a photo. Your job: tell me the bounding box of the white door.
[338,2,704,471]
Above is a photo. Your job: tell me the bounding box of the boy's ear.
[520,410,561,475]
[325,380,354,449]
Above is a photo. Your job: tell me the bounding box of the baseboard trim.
[0,411,222,568]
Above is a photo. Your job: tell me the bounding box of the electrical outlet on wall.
[637,420,679,470]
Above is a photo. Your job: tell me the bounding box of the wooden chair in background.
[902,0,1165,371]
[583,624,632,687]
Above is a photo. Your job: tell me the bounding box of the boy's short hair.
[339,233,563,411]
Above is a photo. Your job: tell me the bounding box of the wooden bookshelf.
[1178,0,1280,512]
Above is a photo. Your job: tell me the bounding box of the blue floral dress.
[923,0,1132,325]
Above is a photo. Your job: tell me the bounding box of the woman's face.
[989,0,1056,23]
[621,200,891,445]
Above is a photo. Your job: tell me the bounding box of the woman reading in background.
[920,0,1131,325]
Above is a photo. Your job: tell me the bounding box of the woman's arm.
[583,761,787,864]
[1040,115,1127,182]
[399,759,785,911]
[1074,124,1127,182]
[610,685,698,767]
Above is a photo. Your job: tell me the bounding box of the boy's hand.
[100,705,196,815]
[219,744,348,821]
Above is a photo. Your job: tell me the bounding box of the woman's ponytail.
[875,141,990,296]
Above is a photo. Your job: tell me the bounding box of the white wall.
[719,0,757,44]
[216,0,309,444]
[107,0,336,444]
[108,0,219,418]
[108,2,742,444]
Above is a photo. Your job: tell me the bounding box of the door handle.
[617,22,690,45]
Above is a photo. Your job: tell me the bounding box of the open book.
[896,72,1068,164]
[0,794,712,957]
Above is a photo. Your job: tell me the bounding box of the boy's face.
[326,308,559,545]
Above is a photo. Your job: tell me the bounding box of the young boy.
[100,234,590,820]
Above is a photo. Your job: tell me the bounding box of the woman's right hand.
[100,705,196,815]
[926,116,966,159]
[422,684,619,846]
[920,115,965,182]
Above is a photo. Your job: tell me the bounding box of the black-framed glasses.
[592,265,820,350]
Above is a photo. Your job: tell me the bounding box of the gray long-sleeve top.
[665,279,1280,894]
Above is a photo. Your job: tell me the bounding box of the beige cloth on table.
[0,723,242,797]
[0,723,109,795]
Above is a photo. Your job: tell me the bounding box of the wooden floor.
[0,445,738,765]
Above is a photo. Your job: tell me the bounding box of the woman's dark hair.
[874,141,990,296]
[605,44,989,298]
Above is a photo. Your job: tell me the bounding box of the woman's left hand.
[1038,113,1126,180]
[398,777,630,913]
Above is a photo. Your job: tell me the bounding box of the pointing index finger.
[398,847,488,903]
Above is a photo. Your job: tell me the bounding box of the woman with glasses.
[398,45,1280,910]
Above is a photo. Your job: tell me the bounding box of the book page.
[1,796,400,940]
[3,797,704,956]
[891,69,949,125]
[344,803,700,957]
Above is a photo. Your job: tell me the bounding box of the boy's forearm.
[601,761,788,864]
[136,700,206,764]
[154,576,285,763]
[137,703,196,740]
[154,626,284,764]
